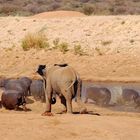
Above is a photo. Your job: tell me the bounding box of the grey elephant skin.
[30,79,45,102]
[0,90,27,110]
[37,64,87,115]
[85,87,111,106]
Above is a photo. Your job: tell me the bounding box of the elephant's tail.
[0,101,2,108]
[51,97,56,104]
[65,67,77,92]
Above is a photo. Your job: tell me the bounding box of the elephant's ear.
[36,65,46,76]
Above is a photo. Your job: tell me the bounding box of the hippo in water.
[1,90,28,111]
[18,77,32,96]
[122,89,139,102]
[30,79,45,102]
[134,96,140,108]
[0,78,13,88]
[85,87,111,106]
[30,79,56,104]
[3,77,32,97]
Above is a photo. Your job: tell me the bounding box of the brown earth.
[31,11,86,18]
[0,12,140,140]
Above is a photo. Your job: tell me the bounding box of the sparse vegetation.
[58,42,69,54]
[130,39,135,44]
[74,44,85,56]
[0,0,140,16]
[101,40,112,46]
[53,38,60,49]
[82,4,94,15]
[95,47,103,56]
[21,32,49,51]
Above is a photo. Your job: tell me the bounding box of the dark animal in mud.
[122,89,139,102]
[30,79,45,102]
[134,96,140,108]
[36,64,87,116]
[3,77,32,97]
[0,78,13,87]
[18,77,32,96]
[84,87,111,106]
[0,90,28,111]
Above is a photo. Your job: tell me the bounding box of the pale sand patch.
[30,11,86,18]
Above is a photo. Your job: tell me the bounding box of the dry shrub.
[82,4,94,15]
[21,32,49,51]
[95,47,103,56]
[74,44,85,56]
[59,42,69,54]
[0,4,19,15]
[53,38,60,49]
[101,40,112,46]
[80,0,90,3]
[47,2,61,11]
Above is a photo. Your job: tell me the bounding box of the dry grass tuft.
[21,32,49,51]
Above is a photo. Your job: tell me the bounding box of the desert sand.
[0,11,140,140]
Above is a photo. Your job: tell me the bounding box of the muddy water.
[82,82,140,103]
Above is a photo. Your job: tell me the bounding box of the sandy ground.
[31,11,86,18]
[0,13,140,81]
[0,11,140,140]
[0,96,140,140]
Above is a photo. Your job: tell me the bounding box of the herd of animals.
[0,63,140,116]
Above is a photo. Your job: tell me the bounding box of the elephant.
[30,79,46,102]
[36,64,87,116]
[84,87,111,106]
[1,90,28,111]
[122,89,139,102]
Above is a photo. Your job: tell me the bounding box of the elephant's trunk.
[0,101,2,108]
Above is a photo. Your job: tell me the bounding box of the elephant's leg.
[60,96,67,113]
[63,90,73,114]
[42,79,53,116]
[42,86,52,116]
[66,98,72,114]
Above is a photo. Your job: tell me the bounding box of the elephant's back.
[50,66,76,82]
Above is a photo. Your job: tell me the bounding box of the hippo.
[1,90,27,111]
[30,79,56,104]
[85,87,111,106]
[30,79,45,102]
[4,79,26,96]
[3,77,32,97]
[122,89,139,102]
[18,77,32,96]
[0,78,13,88]
[134,96,140,108]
